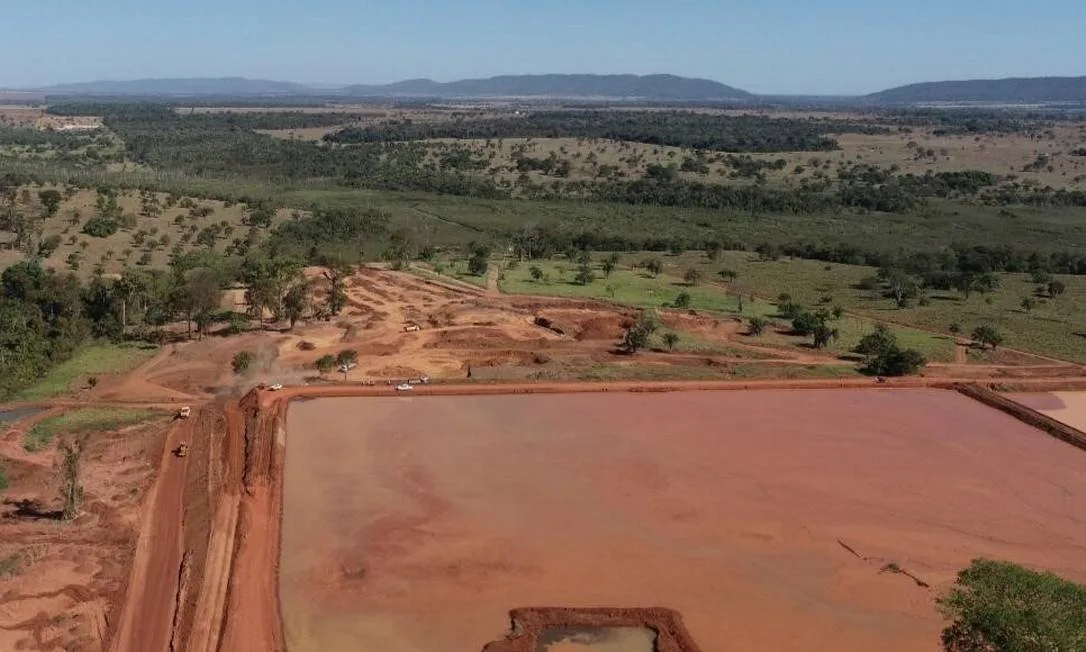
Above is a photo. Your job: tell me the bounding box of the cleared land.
[280,390,1086,652]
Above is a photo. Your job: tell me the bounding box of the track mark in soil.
[837,540,930,589]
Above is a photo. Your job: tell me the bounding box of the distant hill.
[43,77,315,97]
[343,74,753,100]
[867,76,1086,104]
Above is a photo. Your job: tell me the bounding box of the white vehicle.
[395,383,414,392]
[404,323,421,333]
[176,406,192,419]
[269,383,284,391]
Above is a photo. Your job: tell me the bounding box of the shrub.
[82,217,119,238]
[939,559,1086,651]
[315,355,336,374]
[231,350,255,375]
[747,316,770,336]
[673,292,692,309]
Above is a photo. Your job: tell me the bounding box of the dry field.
[280,389,1086,651]
[411,124,1086,191]
[0,106,103,131]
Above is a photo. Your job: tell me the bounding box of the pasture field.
[14,343,158,401]
[496,257,960,363]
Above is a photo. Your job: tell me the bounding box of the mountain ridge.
[36,74,753,100]
[866,76,1086,104]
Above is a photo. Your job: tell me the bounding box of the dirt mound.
[370,365,426,379]
[575,315,631,341]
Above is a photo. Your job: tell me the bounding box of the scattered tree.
[856,325,926,376]
[1048,280,1066,298]
[575,263,595,286]
[335,349,358,368]
[1021,296,1036,313]
[662,332,680,351]
[38,189,62,217]
[644,258,663,278]
[949,322,962,336]
[683,268,702,286]
[467,242,490,276]
[621,311,659,354]
[529,265,544,282]
[971,325,1004,350]
[673,292,692,309]
[282,281,311,330]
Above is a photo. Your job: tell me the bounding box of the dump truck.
[176,406,191,419]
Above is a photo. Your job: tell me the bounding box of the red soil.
[277,389,1086,651]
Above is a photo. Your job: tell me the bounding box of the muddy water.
[1009,391,1086,430]
[281,389,1086,652]
[0,406,45,425]
[540,627,656,652]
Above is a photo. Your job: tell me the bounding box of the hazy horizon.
[4,0,1084,95]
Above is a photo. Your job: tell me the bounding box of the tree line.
[326,110,890,152]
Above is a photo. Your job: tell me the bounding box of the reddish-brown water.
[281,389,1086,651]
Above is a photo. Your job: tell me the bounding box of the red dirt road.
[108,418,186,652]
[279,389,1086,652]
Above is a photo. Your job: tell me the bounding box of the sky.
[2,0,1082,95]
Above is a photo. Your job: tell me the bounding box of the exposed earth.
[1,265,1085,651]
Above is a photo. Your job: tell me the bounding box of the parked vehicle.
[174,443,189,458]
[269,383,284,391]
[176,406,191,419]
[395,383,414,391]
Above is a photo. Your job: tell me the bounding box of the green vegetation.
[328,110,881,152]
[939,559,1086,652]
[0,465,8,492]
[232,350,255,375]
[571,361,860,382]
[14,343,157,401]
[499,255,956,361]
[661,251,1086,362]
[24,407,162,453]
[0,549,38,580]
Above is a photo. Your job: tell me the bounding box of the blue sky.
[3,0,1082,94]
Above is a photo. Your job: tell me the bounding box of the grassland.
[24,407,163,452]
[14,344,157,401]
[506,248,1086,363]
[651,251,1086,363]
[566,361,861,382]
[497,256,958,363]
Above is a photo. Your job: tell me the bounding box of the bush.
[0,466,8,492]
[939,559,1086,651]
[231,350,255,375]
[315,355,336,374]
[82,217,119,238]
[673,292,692,309]
[747,316,770,336]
